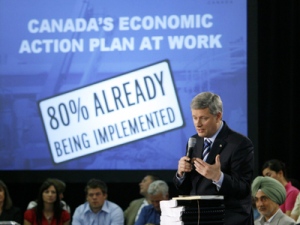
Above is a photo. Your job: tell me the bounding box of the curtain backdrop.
[257,1,300,182]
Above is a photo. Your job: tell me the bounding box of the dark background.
[1,0,300,220]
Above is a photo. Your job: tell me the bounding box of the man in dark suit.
[173,91,254,225]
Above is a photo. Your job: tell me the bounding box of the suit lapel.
[206,139,226,164]
[192,122,229,192]
[205,121,230,163]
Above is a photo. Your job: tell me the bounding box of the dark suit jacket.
[173,121,254,225]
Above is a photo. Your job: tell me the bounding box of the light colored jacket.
[124,198,145,225]
[255,209,296,225]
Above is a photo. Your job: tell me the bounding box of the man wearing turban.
[252,176,296,225]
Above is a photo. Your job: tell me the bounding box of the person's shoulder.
[61,209,70,215]
[291,183,300,192]
[27,200,37,209]
[222,121,253,144]
[124,198,144,215]
[125,198,145,210]
[286,182,300,194]
[129,198,145,205]
[277,210,295,223]
[224,123,248,138]
[61,209,71,220]
[74,202,88,213]
[60,200,71,213]
[60,200,67,205]
[106,200,122,210]
[105,200,123,217]
[282,213,297,223]
[24,208,35,213]
[24,208,36,219]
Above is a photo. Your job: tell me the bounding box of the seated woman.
[0,180,22,224]
[24,179,70,225]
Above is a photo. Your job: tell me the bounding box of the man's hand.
[177,156,193,177]
[193,155,221,181]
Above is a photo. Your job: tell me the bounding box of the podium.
[160,195,225,225]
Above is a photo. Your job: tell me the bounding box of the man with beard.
[252,176,296,225]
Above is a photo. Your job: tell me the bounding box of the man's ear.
[216,112,222,120]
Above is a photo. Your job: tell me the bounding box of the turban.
[251,176,286,205]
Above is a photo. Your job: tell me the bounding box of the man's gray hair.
[190,92,223,116]
[147,180,169,197]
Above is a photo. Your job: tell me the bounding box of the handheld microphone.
[186,137,196,162]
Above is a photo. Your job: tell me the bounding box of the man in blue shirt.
[72,178,124,225]
[134,180,169,225]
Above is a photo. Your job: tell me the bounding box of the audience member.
[72,178,123,225]
[24,179,70,225]
[134,180,169,225]
[252,196,261,221]
[262,159,300,216]
[0,180,22,224]
[173,91,254,225]
[124,174,159,225]
[27,178,71,213]
[291,193,300,223]
[252,176,296,225]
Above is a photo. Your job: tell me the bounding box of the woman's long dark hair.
[34,179,63,225]
[0,180,13,210]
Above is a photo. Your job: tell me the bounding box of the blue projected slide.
[0,0,247,170]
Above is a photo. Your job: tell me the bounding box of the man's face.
[87,188,107,213]
[191,108,222,138]
[255,190,279,221]
[139,176,153,196]
[150,192,169,212]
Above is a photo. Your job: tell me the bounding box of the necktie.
[202,139,212,160]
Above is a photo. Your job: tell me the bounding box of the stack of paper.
[160,195,225,225]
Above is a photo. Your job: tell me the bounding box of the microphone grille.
[188,137,197,148]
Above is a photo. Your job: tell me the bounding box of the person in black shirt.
[0,180,22,224]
